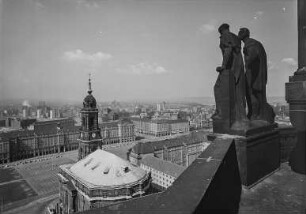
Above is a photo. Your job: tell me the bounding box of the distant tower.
[157,103,161,112]
[50,109,54,119]
[78,74,102,160]
[37,109,41,119]
[22,108,28,118]
[162,101,166,111]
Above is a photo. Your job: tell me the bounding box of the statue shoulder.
[245,38,266,55]
[220,32,236,47]
[245,38,260,48]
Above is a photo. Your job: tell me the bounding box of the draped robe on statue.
[243,38,274,123]
[214,31,247,123]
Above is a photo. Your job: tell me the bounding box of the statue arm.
[220,34,236,69]
[222,46,232,69]
[217,35,232,72]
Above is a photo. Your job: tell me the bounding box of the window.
[102,191,107,198]
[89,117,94,128]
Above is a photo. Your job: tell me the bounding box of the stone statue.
[213,23,247,123]
[238,28,275,123]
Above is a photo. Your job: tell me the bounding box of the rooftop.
[35,118,73,123]
[99,121,119,129]
[131,118,188,124]
[239,163,305,214]
[0,118,79,139]
[19,118,36,129]
[34,118,78,135]
[131,131,207,155]
[0,129,35,140]
[67,149,148,188]
[140,155,186,178]
[100,119,133,129]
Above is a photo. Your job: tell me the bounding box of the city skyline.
[1,0,298,102]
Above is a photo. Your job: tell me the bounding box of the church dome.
[83,94,97,108]
[82,74,97,108]
[70,149,148,187]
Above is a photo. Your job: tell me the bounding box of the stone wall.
[277,125,297,163]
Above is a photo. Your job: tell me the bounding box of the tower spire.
[88,73,92,94]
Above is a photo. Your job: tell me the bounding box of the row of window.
[0,133,79,162]
[102,130,135,137]
[0,143,9,153]
[67,172,148,199]
[141,165,175,189]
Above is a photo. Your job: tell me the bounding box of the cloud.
[63,49,112,71]
[63,49,112,62]
[253,11,264,20]
[33,0,46,10]
[199,19,218,34]
[199,23,216,34]
[281,58,298,67]
[119,62,169,75]
[268,60,277,71]
[77,0,102,9]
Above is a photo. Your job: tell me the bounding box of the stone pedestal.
[285,72,306,174]
[234,124,280,187]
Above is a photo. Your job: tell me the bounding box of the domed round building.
[58,149,151,213]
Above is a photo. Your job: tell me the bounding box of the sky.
[0,0,298,102]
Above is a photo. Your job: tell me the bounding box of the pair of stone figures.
[212,23,275,125]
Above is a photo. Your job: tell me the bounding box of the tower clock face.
[92,133,96,138]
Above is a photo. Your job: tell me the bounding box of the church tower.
[78,74,102,160]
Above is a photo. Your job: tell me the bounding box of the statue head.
[238,28,250,41]
[218,23,230,34]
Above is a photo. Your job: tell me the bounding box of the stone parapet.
[277,125,297,163]
[285,72,306,174]
[234,128,280,187]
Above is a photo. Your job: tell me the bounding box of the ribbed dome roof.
[83,94,97,108]
[70,149,147,187]
[82,74,97,108]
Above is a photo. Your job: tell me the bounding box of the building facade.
[129,131,209,167]
[140,155,185,190]
[131,118,189,137]
[0,137,10,164]
[128,132,209,190]
[0,118,79,164]
[100,119,135,145]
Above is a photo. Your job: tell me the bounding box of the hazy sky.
[0,0,298,102]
